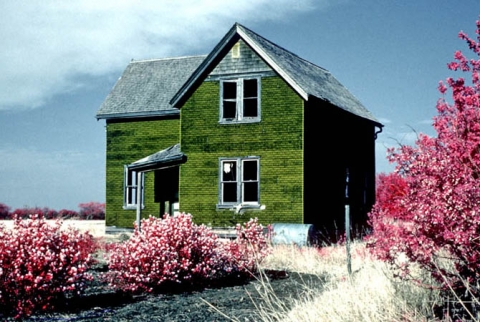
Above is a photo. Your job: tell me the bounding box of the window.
[220,78,260,123]
[124,166,144,209]
[219,157,260,206]
[231,42,240,58]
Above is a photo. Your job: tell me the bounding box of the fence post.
[345,168,352,276]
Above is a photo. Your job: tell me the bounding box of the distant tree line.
[0,202,105,220]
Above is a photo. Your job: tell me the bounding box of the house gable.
[171,23,382,129]
[207,39,273,78]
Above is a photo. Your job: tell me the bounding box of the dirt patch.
[11,267,324,321]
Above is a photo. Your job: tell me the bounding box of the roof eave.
[307,94,383,128]
[128,155,187,172]
[96,109,180,121]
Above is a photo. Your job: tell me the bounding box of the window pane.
[223,81,236,99]
[127,187,137,204]
[222,161,237,181]
[223,101,236,119]
[223,182,237,202]
[243,182,258,202]
[243,160,258,181]
[243,79,257,98]
[243,98,258,117]
[127,170,134,186]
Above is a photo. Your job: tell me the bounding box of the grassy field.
[245,242,449,322]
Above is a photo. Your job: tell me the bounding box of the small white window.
[220,78,260,123]
[219,157,260,206]
[124,166,144,209]
[231,42,240,58]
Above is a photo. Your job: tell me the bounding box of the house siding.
[179,76,304,227]
[208,39,272,77]
[105,118,180,227]
[304,98,377,238]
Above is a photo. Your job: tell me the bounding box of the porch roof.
[128,144,186,172]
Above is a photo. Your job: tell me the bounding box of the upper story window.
[124,166,144,209]
[220,78,260,123]
[218,157,260,207]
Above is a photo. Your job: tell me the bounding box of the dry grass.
[249,242,444,322]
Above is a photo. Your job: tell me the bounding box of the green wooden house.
[96,23,383,236]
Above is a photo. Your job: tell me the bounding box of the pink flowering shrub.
[78,202,105,220]
[0,215,98,318]
[368,18,480,300]
[220,218,272,275]
[105,213,271,293]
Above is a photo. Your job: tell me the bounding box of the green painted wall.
[105,118,180,227]
[179,76,304,227]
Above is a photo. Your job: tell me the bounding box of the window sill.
[218,119,261,125]
[216,203,263,211]
[123,205,145,210]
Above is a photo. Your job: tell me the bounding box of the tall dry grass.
[248,242,444,322]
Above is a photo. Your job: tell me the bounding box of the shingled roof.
[97,23,380,126]
[128,144,186,172]
[96,55,206,120]
[171,23,381,126]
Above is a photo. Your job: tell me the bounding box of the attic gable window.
[218,157,260,208]
[231,42,240,58]
[220,78,260,123]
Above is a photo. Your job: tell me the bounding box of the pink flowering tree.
[0,203,10,219]
[78,201,105,220]
[368,18,480,298]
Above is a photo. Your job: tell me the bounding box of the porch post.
[136,171,143,231]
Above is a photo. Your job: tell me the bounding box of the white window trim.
[219,77,261,124]
[217,157,261,209]
[123,165,145,210]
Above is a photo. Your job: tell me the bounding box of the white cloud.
[0,0,322,110]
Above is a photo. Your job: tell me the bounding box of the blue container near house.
[271,223,315,246]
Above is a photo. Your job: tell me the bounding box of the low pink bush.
[0,215,98,318]
[105,213,271,293]
[220,218,272,275]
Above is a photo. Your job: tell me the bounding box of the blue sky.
[0,1,479,210]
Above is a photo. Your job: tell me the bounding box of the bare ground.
[11,266,325,322]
